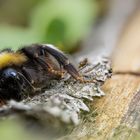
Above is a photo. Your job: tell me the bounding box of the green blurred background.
[0,0,100,53]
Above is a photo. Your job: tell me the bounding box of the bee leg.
[40,44,96,83]
[21,67,33,83]
[47,65,65,78]
[21,44,80,79]
[18,70,41,93]
[21,44,96,83]
[32,54,65,78]
[20,47,65,78]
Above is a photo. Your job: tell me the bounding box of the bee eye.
[9,71,17,77]
[2,68,18,79]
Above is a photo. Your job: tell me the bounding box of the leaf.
[30,0,98,52]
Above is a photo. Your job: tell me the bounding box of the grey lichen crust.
[0,57,112,126]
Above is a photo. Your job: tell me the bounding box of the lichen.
[0,57,112,131]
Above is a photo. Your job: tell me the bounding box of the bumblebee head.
[0,68,23,100]
[0,51,28,100]
[1,68,20,83]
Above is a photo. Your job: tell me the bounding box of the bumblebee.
[0,44,87,101]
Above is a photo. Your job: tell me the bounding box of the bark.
[62,9,140,140]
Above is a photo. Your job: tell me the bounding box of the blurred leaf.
[30,0,98,52]
[0,0,98,52]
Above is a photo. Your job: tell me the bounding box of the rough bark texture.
[62,9,140,140]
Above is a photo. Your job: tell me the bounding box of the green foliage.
[0,120,41,140]
[0,0,98,52]
[30,0,98,52]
